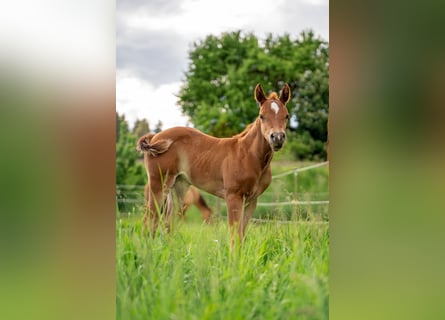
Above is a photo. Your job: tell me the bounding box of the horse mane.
[267,92,279,99]
[233,118,260,139]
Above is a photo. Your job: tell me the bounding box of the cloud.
[279,0,329,41]
[117,23,188,85]
[116,73,190,130]
[116,0,185,16]
[117,0,328,85]
[116,0,329,128]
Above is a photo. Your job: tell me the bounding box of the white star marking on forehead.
[270,101,280,114]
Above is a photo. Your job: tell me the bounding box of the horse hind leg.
[180,186,212,224]
[179,202,190,221]
[144,174,175,237]
[195,193,213,224]
[179,186,197,222]
[144,184,164,237]
[164,191,174,233]
[166,175,190,231]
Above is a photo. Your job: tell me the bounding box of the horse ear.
[279,83,291,104]
[254,83,266,104]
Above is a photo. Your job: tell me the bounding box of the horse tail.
[136,133,173,157]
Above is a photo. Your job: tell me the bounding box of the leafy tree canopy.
[133,118,150,138]
[177,30,328,159]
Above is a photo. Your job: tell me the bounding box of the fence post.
[293,170,298,218]
[293,170,299,201]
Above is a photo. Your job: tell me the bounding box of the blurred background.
[1,0,445,319]
[116,0,329,221]
[116,0,328,130]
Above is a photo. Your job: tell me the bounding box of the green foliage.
[116,113,147,213]
[154,120,163,133]
[117,218,329,320]
[116,122,146,186]
[116,112,127,142]
[178,30,329,159]
[132,118,150,138]
[287,131,327,161]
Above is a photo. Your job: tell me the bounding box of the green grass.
[116,160,329,319]
[117,217,329,320]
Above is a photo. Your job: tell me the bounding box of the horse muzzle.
[270,132,286,151]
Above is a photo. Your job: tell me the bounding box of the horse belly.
[185,152,225,198]
[190,176,225,198]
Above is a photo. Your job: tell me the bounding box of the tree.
[154,120,163,133]
[116,112,128,142]
[287,32,329,160]
[116,113,146,186]
[179,31,261,137]
[116,113,147,212]
[133,118,150,138]
[177,30,329,159]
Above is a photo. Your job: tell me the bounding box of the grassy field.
[117,218,328,320]
[116,161,329,320]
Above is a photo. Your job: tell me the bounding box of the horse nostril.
[270,132,286,143]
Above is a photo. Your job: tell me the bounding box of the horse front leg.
[241,199,257,239]
[225,193,246,250]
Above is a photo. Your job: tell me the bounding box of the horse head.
[254,83,291,151]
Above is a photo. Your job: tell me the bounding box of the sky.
[116,0,328,131]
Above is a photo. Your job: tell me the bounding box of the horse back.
[145,127,226,181]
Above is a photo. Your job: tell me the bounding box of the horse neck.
[239,118,273,168]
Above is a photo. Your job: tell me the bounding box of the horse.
[180,186,213,224]
[137,83,290,248]
[144,184,213,224]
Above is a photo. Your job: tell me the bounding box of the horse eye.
[285,114,289,120]
[259,114,264,120]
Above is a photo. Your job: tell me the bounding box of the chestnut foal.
[137,83,290,248]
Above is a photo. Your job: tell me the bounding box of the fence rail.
[271,161,329,179]
[251,218,328,224]
[117,162,329,208]
[258,200,329,207]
